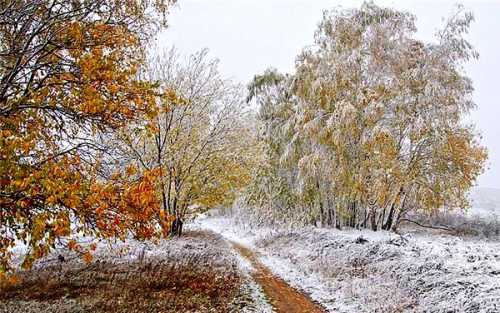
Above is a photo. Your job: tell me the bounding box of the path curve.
[230,241,326,313]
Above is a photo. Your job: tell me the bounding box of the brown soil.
[231,241,326,313]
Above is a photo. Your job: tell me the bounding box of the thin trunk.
[166,173,172,214]
[383,203,395,230]
[351,201,357,228]
[173,197,178,216]
[316,180,324,227]
[362,208,367,228]
[384,188,403,230]
[380,207,386,230]
[160,183,168,214]
[327,199,335,227]
[318,200,324,227]
[392,190,408,231]
[370,208,377,231]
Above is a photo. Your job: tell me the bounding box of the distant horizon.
[474,186,500,191]
[161,0,500,189]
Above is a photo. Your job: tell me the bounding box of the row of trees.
[0,0,253,276]
[244,3,487,231]
[0,0,489,279]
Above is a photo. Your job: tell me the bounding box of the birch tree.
[247,2,487,230]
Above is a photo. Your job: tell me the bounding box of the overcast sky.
[160,0,500,189]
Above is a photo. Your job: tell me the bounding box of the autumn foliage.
[116,48,256,229]
[0,1,175,274]
[245,3,488,230]
[0,0,491,284]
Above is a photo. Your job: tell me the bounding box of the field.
[199,212,500,313]
[0,230,264,313]
[2,210,500,313]
[2,1,500,313]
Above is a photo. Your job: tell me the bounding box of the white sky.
[160,0,500,189]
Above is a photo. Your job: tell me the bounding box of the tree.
[0,0,176,275]
[245,69,306,224]
[117,48,255,235]
[246,2,487,230]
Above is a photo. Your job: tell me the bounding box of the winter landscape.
[1,1,500,312]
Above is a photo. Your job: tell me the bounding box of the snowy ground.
[0,230,272,313]
[196,214,500,313]
[4,210,499,312]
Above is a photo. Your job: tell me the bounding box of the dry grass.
[0,231,242,313]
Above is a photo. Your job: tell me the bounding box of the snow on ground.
[185,224,274,313]
[231,271,274,313]
[2,229,273,313]
[196,214,500,313]
[91,226,274,313]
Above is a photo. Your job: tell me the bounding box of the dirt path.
[230,241,326,313]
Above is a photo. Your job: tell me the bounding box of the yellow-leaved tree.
[246,3,487,230]
[0,0,176,277]
[116,48,256,235]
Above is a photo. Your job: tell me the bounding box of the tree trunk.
[173,197,178,216]
[384,188,404,230]
[379,207,386,230]
[161,185,168,215]
[316,181,324,227]
[382,203,395,230]
[177,218,183,236]
[166,169,173,215]
[328,207,334,227]
[350,201,357,228]
[362,208,368,228]
[170,217,184,237]
[392,190,408,231]
[318,200,324,227]
[370,208,377,231]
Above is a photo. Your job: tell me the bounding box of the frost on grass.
[200,216,500,313]
[0,230,268,313]
[230,275,274,313]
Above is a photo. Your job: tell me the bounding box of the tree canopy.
[0,0,175,274]
[116,48,256,230]
[245,3,487,230]
[0,1,490,284]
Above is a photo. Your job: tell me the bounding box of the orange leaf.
[82,251,93,264]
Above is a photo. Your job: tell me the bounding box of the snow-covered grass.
[5,209,499,312]
[198,213,500,313]
[0,229,271,313]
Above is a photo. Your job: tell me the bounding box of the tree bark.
[370,208,377,231]
[382,203,395,230]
